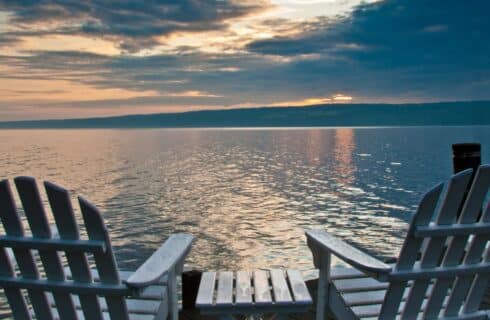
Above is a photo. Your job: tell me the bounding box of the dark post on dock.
[452,143,481,219]
[452,143,481,176]
[451,143,488,308]
[452,143,481,214]
[182,270,202,310]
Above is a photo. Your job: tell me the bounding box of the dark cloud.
[245,0,490,101]
[248,0,490,61]
[0,0,268,52]
[1,0,489,119]
[0,34,19,47]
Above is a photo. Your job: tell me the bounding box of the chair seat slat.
[329,266,367,280]
[138,284,168,300]
[348,287,445,318]
[48,308,156,320]
[342,283,434,306]
[334,277,388,293]
[47,293,165,315]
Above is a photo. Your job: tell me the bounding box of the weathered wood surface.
[0,177,194,320]
[183,274,320,320]
[182,270,490,320]
[127,233,194,288]
[196,269,312,316]
[306,230,391,277]
[305,166,490,320]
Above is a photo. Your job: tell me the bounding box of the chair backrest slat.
[424,166,490,318]
[447,201,490,316]
[378,166,490,319]
[0,177,133,319]
[379,182,444,318]
[462,217,490,314]
[79,197,129,320]
[0,179,53,320]
[15,177,78,320]
[0,242,31,319]
[45,181,103,320]
[400,169,473,319]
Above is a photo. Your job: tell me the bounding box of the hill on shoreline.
[0,101,489,128]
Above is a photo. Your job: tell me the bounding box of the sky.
[0,0,489,120]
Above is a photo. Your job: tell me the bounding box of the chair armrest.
[306,229,391,279]
[126,233,194,288]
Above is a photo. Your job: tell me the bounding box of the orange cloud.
[332,94,353,102]
[165,91,223,98]
[0,78,160,103]
[268,93,353,106]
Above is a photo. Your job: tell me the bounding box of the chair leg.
[316,253,331,320]
[168,269,178,320]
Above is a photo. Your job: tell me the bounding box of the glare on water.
[0,127,488,291]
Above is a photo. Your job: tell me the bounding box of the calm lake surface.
[0,127,489,293]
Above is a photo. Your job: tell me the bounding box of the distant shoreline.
[1,101,489,129]
[1,125,490,131]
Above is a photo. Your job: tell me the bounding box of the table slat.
[270,269,293,305]
[196,272,216,307]
[235,271,253,306]
[287,269,312,305]
[253,270,272,305]
[216,272,234,307]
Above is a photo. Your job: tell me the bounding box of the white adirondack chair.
[0,176,194,320]
[306,165,490,320]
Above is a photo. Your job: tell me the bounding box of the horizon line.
[1,99,489,124]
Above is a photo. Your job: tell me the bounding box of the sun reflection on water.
[1,126,488,286]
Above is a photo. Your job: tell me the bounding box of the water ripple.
[0,127,489,317]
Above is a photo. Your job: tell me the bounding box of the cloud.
[423,24,448,33]
[246,0,490,100]
[0,0,269,52]
[0,0,489,120]
[332,94,352,102]
[0,34,19,47]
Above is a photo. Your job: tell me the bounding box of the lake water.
[0,126,489,315]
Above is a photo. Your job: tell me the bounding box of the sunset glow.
[0,0,488,120]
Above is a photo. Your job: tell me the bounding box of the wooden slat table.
[196,269,312,317]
